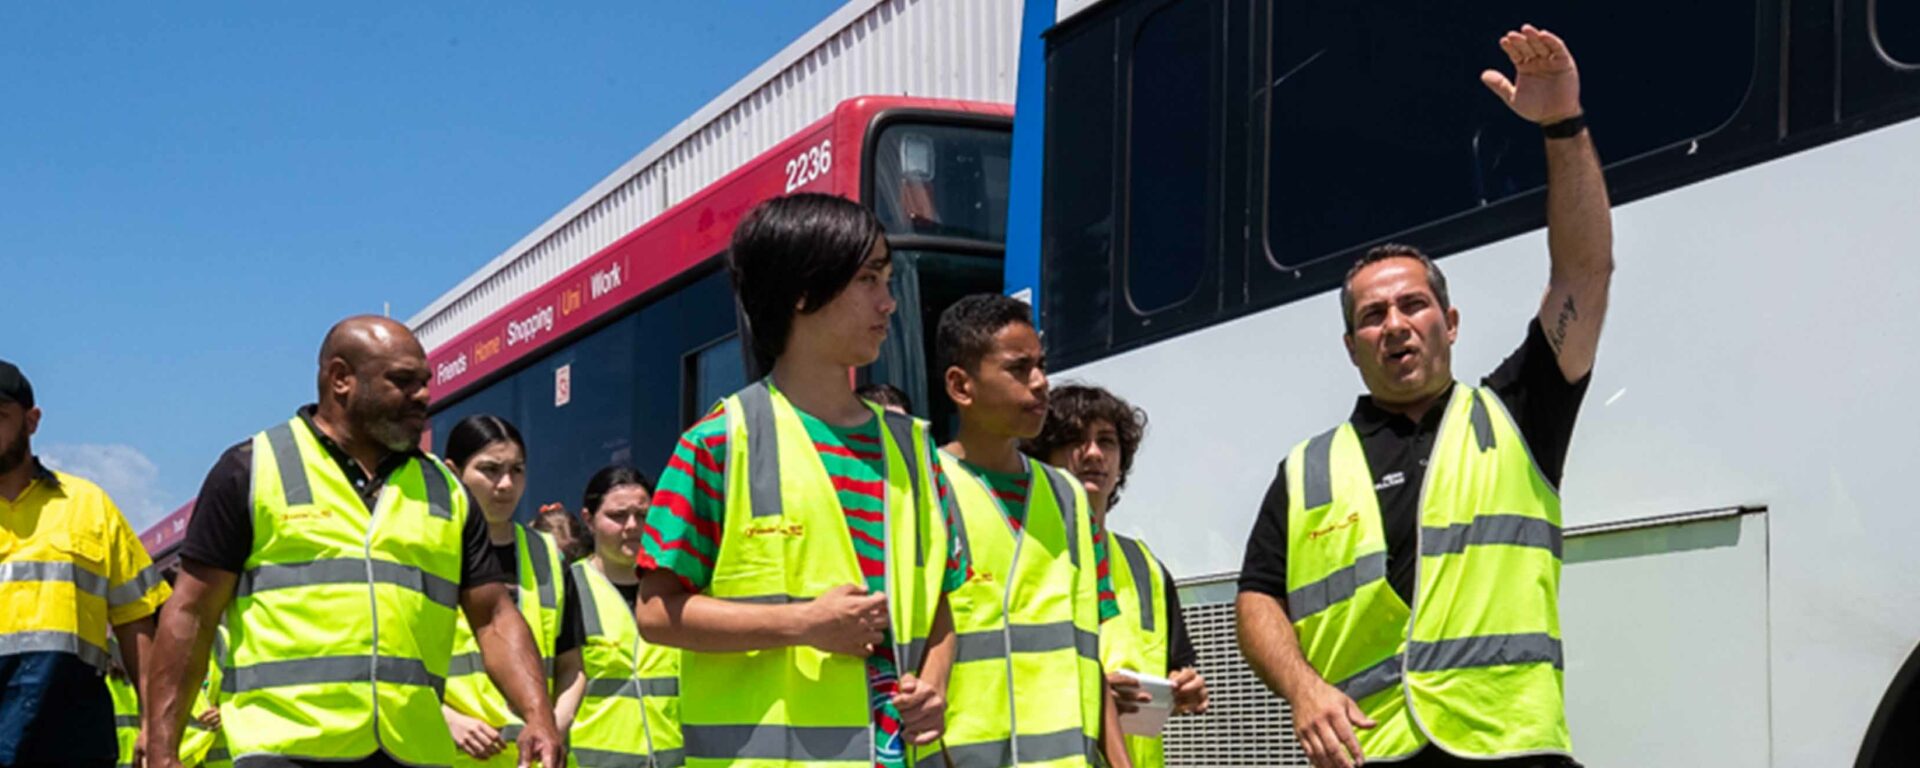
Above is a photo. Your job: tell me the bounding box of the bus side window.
[683,334,746,429]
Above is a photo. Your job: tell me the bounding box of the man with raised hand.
[1237,24,1611,768]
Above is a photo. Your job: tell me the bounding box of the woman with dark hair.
[439,414,570,767]
[1025,385,1209,768]
[635,193,966,768]
[552,466,680,767]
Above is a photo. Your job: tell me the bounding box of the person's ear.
[944,365,974,409]
[24,406,41,438]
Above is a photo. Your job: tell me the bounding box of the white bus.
[1000,0,1920,765]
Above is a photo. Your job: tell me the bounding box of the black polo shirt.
[182,406,511,589]
[1238,320,1590,607]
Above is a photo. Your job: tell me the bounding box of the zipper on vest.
[1400,385,1462,746]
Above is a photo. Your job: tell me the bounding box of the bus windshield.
[869,122,1011,243]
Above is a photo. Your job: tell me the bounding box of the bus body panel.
[1053,119,1920,767]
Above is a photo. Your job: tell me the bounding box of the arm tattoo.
[1547,295,1578,353]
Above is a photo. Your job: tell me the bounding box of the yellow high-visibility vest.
[568,559,682,768]
[444,524,566,767]
[181,626,232,768]
[1100,533,1169,768]
[937,452,1102,768]
[220,417,469,766]
[1284,384,1571,760]
[106,672,138,768]
[678,382,948,768]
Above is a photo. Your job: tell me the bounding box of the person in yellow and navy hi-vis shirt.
[0,359,171,768]
[1025,385,1209,768]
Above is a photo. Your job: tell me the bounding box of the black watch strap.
[1541,113,1587,139]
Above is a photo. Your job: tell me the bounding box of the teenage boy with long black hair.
[635,193,966,768]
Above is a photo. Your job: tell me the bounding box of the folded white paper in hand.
[1113,669,1175,737]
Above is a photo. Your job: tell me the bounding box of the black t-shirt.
[1162,568,1197,672]
[556,570,640,653]
[487,541,581,656]
[1238,320,1591,606]
[180,408,512,591]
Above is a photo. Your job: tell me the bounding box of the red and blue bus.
[420,96,1013,517]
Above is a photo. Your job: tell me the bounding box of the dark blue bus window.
[1125,0,1214,314]
[1263,0,1756,270]
[686,334,746,425]
[1880,0,1920,65]
[872,124,1013,243]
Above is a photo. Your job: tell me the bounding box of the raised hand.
[1480,24,1582,125]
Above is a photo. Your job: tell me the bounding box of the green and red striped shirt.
[951,458,1120,622]
[640,402,968,768]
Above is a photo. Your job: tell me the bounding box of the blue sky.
[1,2,846,530]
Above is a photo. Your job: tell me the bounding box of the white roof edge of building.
[406,0,890,330]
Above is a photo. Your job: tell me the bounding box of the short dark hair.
[936,294,1034,375]
[1022,384,1148,508]
[444,414,526,468]
[728,194,887,371]
[856,382,912,412]
[1339,243,1451,334]
[582,464,654,516]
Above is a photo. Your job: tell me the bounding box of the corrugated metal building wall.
[407,0,1023,350]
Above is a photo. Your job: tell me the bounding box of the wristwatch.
[1542,113,1586,139]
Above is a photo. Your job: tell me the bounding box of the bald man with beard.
[145,317,565,768]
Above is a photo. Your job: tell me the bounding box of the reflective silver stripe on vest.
[683,723,869,762]
[421,456,454,520]
[204,747,231,764]
[115,715,140,728]
[500,724,522,743]
[224,654,446,696]
[1468,389,1497,452]
[235,558,459,610]
[264,423,313,507]
[1,629,111,670]
[738,383,784,519]
[0,560,110,598]
[954,621,1099,663]
[917,729,1095,768]
[651,747,686,768]
[1114,535,1156,632]
[881,410,923,568]
[107,564,165,608]
[523,526,558,610]
[1408,632,1563,673]
[586,677,680,699]
[1420,515,1563,559]
[572,563,608,636]
[1334,655,1404,702]
[447,651,484,677]
[1285,550,1388,620]
[1301,427,1339,509]
[1040,465,1080,569]
[572,746,652,768]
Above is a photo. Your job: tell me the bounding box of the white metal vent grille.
[1162,600,1309,767]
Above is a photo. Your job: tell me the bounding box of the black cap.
[0,360,33,409]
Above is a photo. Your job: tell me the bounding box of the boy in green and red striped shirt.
[935,294,1130,768]
[635,194,962,768]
